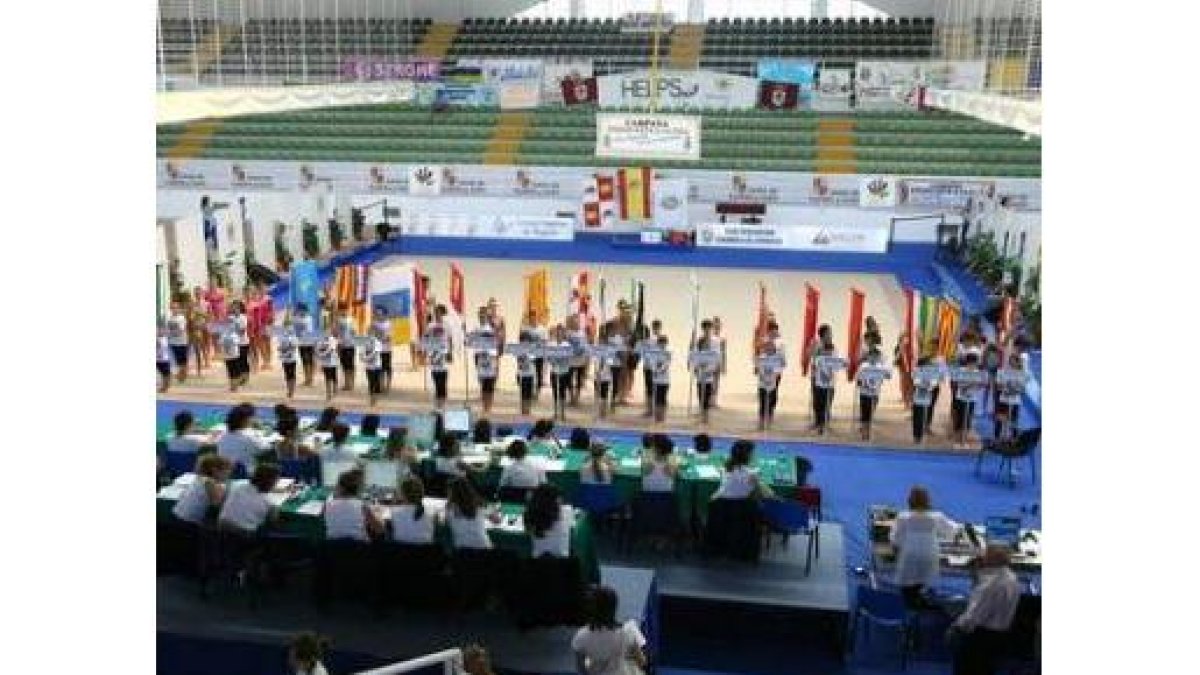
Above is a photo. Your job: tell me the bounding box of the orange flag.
[846,288,865,380]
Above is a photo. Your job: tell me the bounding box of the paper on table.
[694,465,722,480]
[296,500,325,516]
[157,484,185,500]
[947,555,974,566]
[274,478,295,491]
[348,442,374,456]
[174,473,197,486]
[619,458,642,469]
[265,492,289,508]
[539,459,566,472]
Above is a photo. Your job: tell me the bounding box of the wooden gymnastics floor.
[160,257,980,453]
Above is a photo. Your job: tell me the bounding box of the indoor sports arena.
[155,1,1042,674]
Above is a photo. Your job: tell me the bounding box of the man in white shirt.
[949,546,1023,675]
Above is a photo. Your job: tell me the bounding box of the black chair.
[157,518,201,577]
[511,555,587,630]
[703,498,762,563]
[975,428,1040,487]
[628,491,685,555]
[496,485,533,505]
[313,538,380,611]
[424,471,452,498]
[377,541,450,610]
[450,548,517,611]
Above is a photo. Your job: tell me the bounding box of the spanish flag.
[524,268,550,326]
[936,298,961,361]
[333,264,371,335]
[617,166,653,222]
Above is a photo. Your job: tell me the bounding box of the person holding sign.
[547,324,574,422]
[277,323,300,399]
[292,303,317,387]
[711,316,728,408]
[755,341,786,431]
[650,335,672,424]
[473,332,500,415]
[166,302,190,384]
[371,306,394,393]
[590,327,618,420]
[316,330,340,401]
[994,352,1029,441]
[513,331,538,417]
[566,314,590,406]
[229,301,252,386]
[950,353,986,448]
[911,356,941,445]
[156,323,173,394]
[812,341,845,436]
[218,324,243,393]
[690,326,721,426]
[807,324,833,430]
[361,332,385,407]
[422,309,452,410]
[334,304,357,392]
[639,320,666,417]
[856,348,893,442]
[521,308,549,399]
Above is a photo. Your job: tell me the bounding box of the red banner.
[997,296,1017,359]
[801,283,820,375]
[753,282,770,356]
[449,263,465,316]
[561,76,598,105]
[846,288,865,381]
[414,266,428,335]
[759,81,799,110]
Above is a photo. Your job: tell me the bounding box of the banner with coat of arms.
[408,165,442,196]
[651,178,689,230]
[859,175,899,208]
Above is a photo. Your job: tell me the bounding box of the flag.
[753,282,770,356]
[688,272,701,348]
[597,275,608,326]
[413,266,428,337]
[333,263,371,335]
[936,299,961,361]
[524,268,550,326]
[902,287,920,376]
[290,259,323,330]
[581,174,616,228]
[370,262,415,344]
[633,280,646,339]
[846,288,865,381]
[801,283,820,375]
[919,295,940,356]
[449,263,465,317]
[569,270,592,332]
[759,80,800,110]
[561,76,598,105]
[997,296,1017,359]
[617,166,653,222]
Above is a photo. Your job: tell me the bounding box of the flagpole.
[686,271,699,416]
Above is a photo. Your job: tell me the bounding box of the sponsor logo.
[412,166,437,188]
[660,195,681,210]
[812,229,832,246]
[865,177,892,200]
[162,160,205,187]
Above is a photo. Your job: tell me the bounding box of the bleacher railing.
[351,648,463,675]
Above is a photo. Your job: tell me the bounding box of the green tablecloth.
[156,487,600,583]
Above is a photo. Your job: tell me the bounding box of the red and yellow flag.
[617,166,653,221]
[333,264,371,334]
[524,268,550,326]
[753,282,771,356]
[936,298,961,361]
[846,288,865,380]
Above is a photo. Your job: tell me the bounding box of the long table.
[157,481,600,583]
[867,505,1043,578]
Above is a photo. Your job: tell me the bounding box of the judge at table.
[891,485,962,609]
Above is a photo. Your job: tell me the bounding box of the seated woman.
[499,440,545,489]
[167,410,211,454]
[692,433,713,456]
[472,418,493,445]
[527,419,555,443]
[571,586,648,675]
[383,427,420,478]
[274,416,316,461]
[390,476,435,545]
[217,403,272,473]
[358,413,382,438]
[567,427,591,452]
[218,463,282,533]
[172,454,233,525]
[526,484,575,558]
[579,442,616,485]
[320,423,359,463]
[433,433,469,479]
[444,477,493,550]
[641,434,679,493]
[314,406,340,432]
[323,468,384,542]
[712,439,773,500]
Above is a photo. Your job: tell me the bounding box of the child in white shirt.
[316,332,340,401]
[278,326,300,399]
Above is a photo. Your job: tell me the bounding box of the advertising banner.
[922,60,987,91]
[499,80,542,110]
[757,59,818,87]
[159,158,213,189]
[859,175,900,208]
[814,67,853,111]
[407,165,442,196]
[542,59,594,105]
[400,213,575,241]
[597,70,759,110]
[596,113,702,161]
[227,161,289,191]
[621,11,675,32]
[854,61,925,110]
[899,179,996,209]
[340,57,441,82]
[809,174,861,206]
[433,84,498,107]
[651,178,690,231]
[695,222,891,253]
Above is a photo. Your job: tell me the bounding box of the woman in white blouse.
[218,463,281,533]
[712,440,773,500]
[572,586,648,675]
[172,454,232,525]
[500,440,546,489]
[890,485,962,608]
[216,403,271,474]
[390,476,436,545]
[580,442,616,485]
[444,477,493,550]
[323,468,384,542]
[526,484,575,558]
[641,434,679,493]
[167,410,212,455]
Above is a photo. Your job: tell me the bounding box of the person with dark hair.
[911,355,938,445]
[994,351,1029,442]
[167,411,210,454]
[291,302,317,387]
[952,352,984,448]
[277,319,300,399]
[361,328,385,407]
[371,306,395,393]
[472,418,494,445]
[710,315,728,408]
[855,347,892,442]
[444,477,492,550]
[424,306,452,410]
[713,440,771,500]
[548,324,574,422]
[892,485,961,609]
[566,313,591,406]
[755,337,786,431]
[592,324,616,419]
[529,419,556,443]
[359,414,382,438]
[219,463,282,533]
[526,483,575,557]
[807,324,833,430]
[568,427,591,451]
[217,404,270,472]
[690,325,720,425]
[571,586,648,675]
[521,308,549,398]
[288,632,330,675]
[810,327,839,436]
[649,335,672,424]
[391,476,434,544]
[638,433,654,456]
[500,439,545,489]
[217,321,242,392]
[166,301,191,384]
[384,427,419,476]
[274,416,316,460]
[434,433,468,478]
[324,468,383,541]
[515,330,538,416]
[171,454,232,526]
[315,407,339,432]
[334,303,358,392]
[475,331,500,415]
[321,422,358,463]
[692,433,712,455]
[641,434,678,493]
[229,300,252,386]
[316,328,340,400]
[581,442,615,484]
[636,319,666,417]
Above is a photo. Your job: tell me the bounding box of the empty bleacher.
[156,105,1040,177]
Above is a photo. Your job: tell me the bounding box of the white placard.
[597,70,759,110]
[596,113,701,162]
[695,222,891,253]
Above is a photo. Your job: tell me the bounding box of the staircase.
[416,22,459,59]
[482,112,533,165]
[165,119,222,159]
[668,24,706,69]
[814,118,857,174]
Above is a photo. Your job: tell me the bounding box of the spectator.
[572,586,648,675]
[948,546,1023,675]
[289,632,330,675]
[891,486,961,609]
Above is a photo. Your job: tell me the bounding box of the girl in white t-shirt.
[754,340,786,431]
[219,327,242,393]
[229,301,251,386]
[650,335,672,424]
[361,334,384,407]
[581,442,616,484]
[515,332,538,417]
[572,586,648,675]
[855,348,893,442]
[475,339,499,415]
[995,351,1029,441]
[324,468,384,542]
[278,325,300,399]
[911,356,941,445]
[334,304,357,392]
[641,435,679,493]
[444,477,493,550]
[157,325,173,393]
[592,326,615,420]
[713,439,771,500]
[424,307,451,410]
[371,306,395,393]
[166,303,190,384]
[526,484,575,558]
[547,324,573,422]
[811,337,840,436]
[390,476,435,545]
[172,454,233,525]
[690,327,720,426]
[566,314,590,406]
[316,332,340,401]
[499,440,545,489]
[218,463,282,533]
[291,304,317,387]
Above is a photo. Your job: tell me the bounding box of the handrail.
[351,648,463,675]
